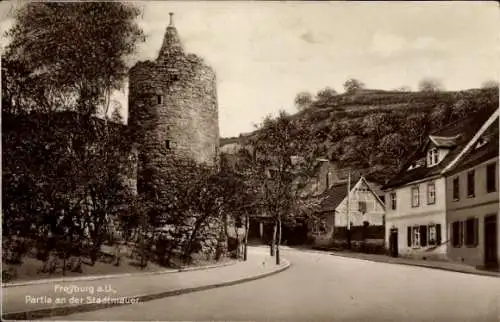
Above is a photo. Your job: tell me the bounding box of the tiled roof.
[383,110,496,190]
[446,119,499,176]
[317,182,349,213]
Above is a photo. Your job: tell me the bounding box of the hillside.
[220,87,499,184]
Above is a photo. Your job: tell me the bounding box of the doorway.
[389,228,398,257]
[484,214,498,268]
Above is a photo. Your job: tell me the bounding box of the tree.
[343,78,365,94]
[429,103,451,129]
[110,101,124,124]
[395,86,411,92]
[294,92,313,111]
[481,80,499,89]
[316,87,338,101]
[404,112,429,148]
[4,2,144,117]
[249,112,322,264]
[361,113,395,139]
[2,2,145,274]
[418,78,444,92]
[451,99,473,119]
[379,133,407,169]
[226,148,269,261]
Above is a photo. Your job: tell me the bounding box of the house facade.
[384,176,447,259]
[310,177,385,247]
[383,109,497,260]
[444,110,499,268]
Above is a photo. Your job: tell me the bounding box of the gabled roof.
[317,177,385,213]
[429,134,460,148]
[317,182,349,213]
[444,117,499,176]
[442,108,499,174]
[383,109,497,190]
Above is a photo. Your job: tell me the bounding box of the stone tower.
[128,13,220,195]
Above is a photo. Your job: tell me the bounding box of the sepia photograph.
[1,1,499,321]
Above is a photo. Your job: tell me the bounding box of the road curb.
[2,261,237,289]
[2,259,291,320]
[329,253,500,278]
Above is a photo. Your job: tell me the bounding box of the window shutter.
[459,221,463,247]
[474,218,479,246]
[436,224,441,245]
[420,225,428,247]
[407,226,412,247]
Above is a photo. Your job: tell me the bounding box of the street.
[57,247,500,321]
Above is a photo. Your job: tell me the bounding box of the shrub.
[2,267,18,283]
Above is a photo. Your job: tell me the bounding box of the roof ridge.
[429,134,461,139]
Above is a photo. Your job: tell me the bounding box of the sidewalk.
[2,247,290,320]
[328,251,500,277]
[274,246,500,277]
[275,245,500,277]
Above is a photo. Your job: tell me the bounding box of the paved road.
[56,247,500,321]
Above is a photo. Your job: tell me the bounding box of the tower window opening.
[157,95,163,105]
[166,140,171,150]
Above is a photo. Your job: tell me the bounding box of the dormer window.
[408,162,421,171]
[475,137,488,149]
[427,148,439,167]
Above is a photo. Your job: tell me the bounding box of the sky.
[1,1,499,137]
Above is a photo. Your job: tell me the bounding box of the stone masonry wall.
[128,26,219,195]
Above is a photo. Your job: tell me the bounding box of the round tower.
[128,13,220,195]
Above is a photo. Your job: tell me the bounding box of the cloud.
[300,31,317,44]
[370,32,408,57]
[412,36,445,51]
[370,32,447,59]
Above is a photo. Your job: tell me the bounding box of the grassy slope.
[221,87,499,184]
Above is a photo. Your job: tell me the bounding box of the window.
[475,137,487,149]
[407,224,441,247]
[453,177,460,201]
[312,220,328,235]
[452,221,463,247]
[427,183,436,205]
[165,140,171,150]
[465,218,478,247]
[467,170,475,198]
[157,95,163,105]
[428,225,437,246]
[411,186,420,208]
[427,148,439,166]
[486,163,497,193]
[412,226,420,247]
[358,201,367,214]
[390,192,397,210]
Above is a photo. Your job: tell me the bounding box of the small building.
[443,109,499,268]
[310,177,385,247]
[383,109,497,260]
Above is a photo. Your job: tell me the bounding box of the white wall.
[335,180,385,227]
[385,177,448,258]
